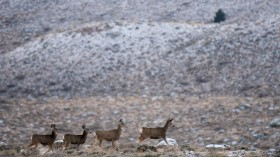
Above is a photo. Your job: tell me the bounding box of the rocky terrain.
[0,0,280,156]
[1,96,280,156]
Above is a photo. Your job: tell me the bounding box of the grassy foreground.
[0,143,277,157]
[1,96,279,156]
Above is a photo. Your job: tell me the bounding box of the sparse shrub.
[80,27,95,35]
[43,27,52,33]
[15,74,25,80]
[136,145,157,152]
[214,9,226,23]
[180,144,197,151]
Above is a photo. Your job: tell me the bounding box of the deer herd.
[28,118,175,153]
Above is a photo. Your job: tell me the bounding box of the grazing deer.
[28,124,58,153]
[93,119,125,149]
[139,118,174,145]
[63,125,91,150]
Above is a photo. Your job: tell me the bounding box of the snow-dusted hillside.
[0,0,279,99]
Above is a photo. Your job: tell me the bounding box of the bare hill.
[0,0,280,99]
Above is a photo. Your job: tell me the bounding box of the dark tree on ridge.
[214,9,226,23]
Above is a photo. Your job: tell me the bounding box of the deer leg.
[92,137,97,146]
[63,143,66,150]
[76,144,80,151]
[111,141,115,149]
[27,143,35,154]
[44,150,49,154]
[115,141,119,149]
[163,137,169,145]
[139,134,146,142]
[59,143,64,150]
[91,139,97,149]
[45,145,51,154]
[139,134,143,142]
[99,140,103,148]
[63,142,69,150]
[50,144,54,152]
[28,143,34,148]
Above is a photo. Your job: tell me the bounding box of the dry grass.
[1,96,279,157]
[0,149,18,156]
[0,144,273,157]
[1,96,278,146]
[204,152,228,157]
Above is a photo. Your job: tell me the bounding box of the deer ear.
[170,118,173,121]
[82,125,86,129]
[119,119,123,122]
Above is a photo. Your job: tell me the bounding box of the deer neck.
[51,130,57,139]
[82,130,88,138]
[163,122,169,131]
[117,124,122,134]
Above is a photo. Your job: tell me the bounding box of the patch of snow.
[157,138,177,146]
[54,140,64,143]
[205,144,230,149]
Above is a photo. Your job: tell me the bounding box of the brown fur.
[28,124,58,153]
[139,118,174,145]
[63,125,91,150]
[94,119,125,148]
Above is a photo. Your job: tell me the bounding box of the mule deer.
[28,124,58,153]
[139,118,174,145]
[63,125,91,150]
[93,119,125,149]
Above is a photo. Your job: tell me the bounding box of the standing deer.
[28,124,58,153]
[93,119,125,149]
[63,125,91,150]
[139,118,175,145]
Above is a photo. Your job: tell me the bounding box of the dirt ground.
[0,96,280,156]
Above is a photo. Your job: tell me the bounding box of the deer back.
[96,129,120,141]
[64,134,85,144]
[141,127,165,138]
[95,119,125,141]
[31,126,57,145]
[64,125,90,144]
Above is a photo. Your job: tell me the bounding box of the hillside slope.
[0,21,279,99]
[0,0,280,99]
